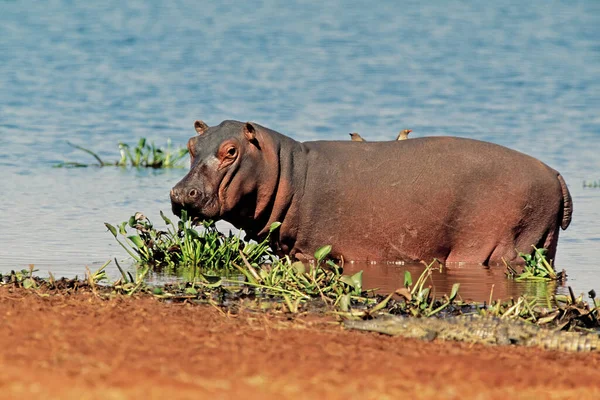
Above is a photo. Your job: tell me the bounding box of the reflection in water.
[342,261,563,303]
[149,257,565,303]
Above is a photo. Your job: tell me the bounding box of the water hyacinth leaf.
[314,245,332,262]
[449,283,460,302]
[127,235,145,249]
[104,223,118,238]
[202,274,222,284]
[184,287,198,295]
[160,210,172,225]
[128,215,137,228]
[269,221,282,233]
[291,261,306,275]
[340,275,354,287]
[349,271,363,291]
[152,287,164,295]
[118,221,128,235]
[340,271,362,292]
[404,271,412,288]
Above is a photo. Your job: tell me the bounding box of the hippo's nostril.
[188,189,198,198]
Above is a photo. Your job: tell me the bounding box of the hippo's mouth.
[171,195,220,223]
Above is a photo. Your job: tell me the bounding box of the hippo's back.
[296,136,566,264]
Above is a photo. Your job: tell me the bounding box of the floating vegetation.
[104,211,370,306]
[380,260,461,318]
[504,246,566,282]
[583,180,600,188]
[55,138,188,168]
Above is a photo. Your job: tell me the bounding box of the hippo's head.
[170,120,271,227]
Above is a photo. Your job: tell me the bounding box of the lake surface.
[1,0,599,300]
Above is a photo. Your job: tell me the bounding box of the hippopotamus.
[170,120,572,265]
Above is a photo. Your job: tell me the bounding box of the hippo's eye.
[226,147,237,157]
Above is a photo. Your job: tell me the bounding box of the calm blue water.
[1,0,599,299]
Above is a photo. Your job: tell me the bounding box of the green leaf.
[153,287,164,295]
[104,223,118,237]
[449,283,460,302]
[404,271,412,288]
[127,235,145,249]
[291,261,306,275]
[128,215,136,228]
[269,221,282,233]
[23,278,35,289]
[118,221,128,235]
[314,245,332,262]
[340,271,362,293]
[349,271,363,291]
[339,293,351,312]
[186,228,199,240]
[185,287,198,295]
[201,278,223,288]
[371,293,394,313]
[160,210,172,225]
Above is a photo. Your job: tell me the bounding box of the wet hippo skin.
[170,120,572,265]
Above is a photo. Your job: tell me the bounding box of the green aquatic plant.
[56,138,188,168]
[0,265,39,289]
[390,260,461,317]
[105,212,371,308]
[504,246,565,282]
[583,180,600,188]
[105,210,277,275]
[230,245,367,312]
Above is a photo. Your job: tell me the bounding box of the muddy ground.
[1,287,599,399]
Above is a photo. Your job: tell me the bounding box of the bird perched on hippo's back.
[396,129,412,140]
[349,132,365,142]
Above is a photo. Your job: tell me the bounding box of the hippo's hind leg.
[487,242,520,265]
[541,226,560,261]
[446,242,499,266]
[495,221,560,264]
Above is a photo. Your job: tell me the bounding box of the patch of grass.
[55,138,188,168]
[504,246,566,282]
[583,180,600,188]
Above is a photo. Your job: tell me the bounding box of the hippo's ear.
[244,122,257,142]
[194,120,209,135]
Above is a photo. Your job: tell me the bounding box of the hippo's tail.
[557,173,572,230]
